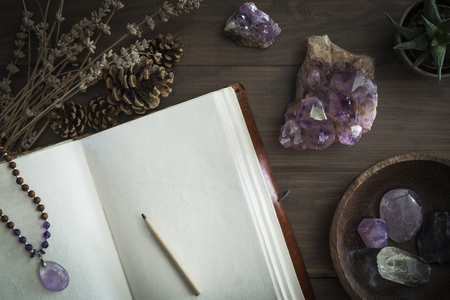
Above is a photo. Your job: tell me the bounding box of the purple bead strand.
[0,145,51,257]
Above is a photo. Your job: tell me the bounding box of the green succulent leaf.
[432,36,440,46]
[438,18,450,32]
[413,50,431,67]
[440,32,450,44]
[394,33,430,51]
[431,43,446,80]
[385,13,425,40]
[423,16,441,40]
[424,0,442,25]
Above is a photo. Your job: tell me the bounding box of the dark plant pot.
[392,0,450,79]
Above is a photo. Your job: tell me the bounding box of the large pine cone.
[149,34,183,71]
[105,57,173,115]
[85,95,119,132]
[48,101,87,138]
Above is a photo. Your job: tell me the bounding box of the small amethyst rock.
[417,212,450,264]
[279,36,377,150]
[224,2,281,49]
[357,218,388,248]
[380,189,423,243]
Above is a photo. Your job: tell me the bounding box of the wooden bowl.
[330,153,450,300]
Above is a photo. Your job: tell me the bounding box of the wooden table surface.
[1,0,450,299]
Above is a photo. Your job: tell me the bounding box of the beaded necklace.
[0,145,69,292]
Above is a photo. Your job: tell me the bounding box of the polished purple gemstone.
[330,90,359,126]
[19,236,26,244]
[39,261,69,291]
[25,244,33,251]
[13,229,21,236]
[40,249,46,254]
[357,218,388,248]
[380,189,423,243]
[43,221,50,229]
[224,2,281,48]
[43,231,51,239]
[41,241,49,248]
[417,212,450,264]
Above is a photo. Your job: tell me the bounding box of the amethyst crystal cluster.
[279,35,377,150]
[280,63,378,150]
[224,2,281,49]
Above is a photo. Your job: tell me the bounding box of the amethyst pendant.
[39,261,69,291]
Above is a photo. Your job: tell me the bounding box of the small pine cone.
[105,57,173,115]
[48,101,87,138]
[85,95,120,132]
[149,34,183,71]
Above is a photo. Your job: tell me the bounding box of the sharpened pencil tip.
[141,214,146,219]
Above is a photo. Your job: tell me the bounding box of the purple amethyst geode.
[279,35,378,150]
[224,2,281,49]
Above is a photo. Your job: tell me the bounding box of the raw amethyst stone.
[357,218,388,248]
[329,71,356,91]
[417,212,450,264]
[39,261,69,291]
[296,97,333,129]
[336,124,362,146]
[380,189,423,243]
[279,35,377,150]
[330,90,359,126]
[224,2,281,49]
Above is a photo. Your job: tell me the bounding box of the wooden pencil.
[141,214,202,296]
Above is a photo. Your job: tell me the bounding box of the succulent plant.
[386,0,450,80]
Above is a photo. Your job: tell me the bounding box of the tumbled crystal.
[417,212,450,264]
[224,2,281,49]
[377,247,430,287]
[380,189,423,243]
[357,218,388,248]
[279,35,377,150]
[39,261,69,291]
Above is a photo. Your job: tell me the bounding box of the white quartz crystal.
[377,247,431,287]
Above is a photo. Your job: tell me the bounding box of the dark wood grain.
[330,154,450,300]
[2,0,450,299]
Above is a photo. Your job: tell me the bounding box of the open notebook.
[0,84,313,300]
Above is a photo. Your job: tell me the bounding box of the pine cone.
[105,57,174,115]
[48,101,87,138]
[149,34,183,71]
[85,95,120,132]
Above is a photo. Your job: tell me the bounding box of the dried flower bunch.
[0,0,202,154]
